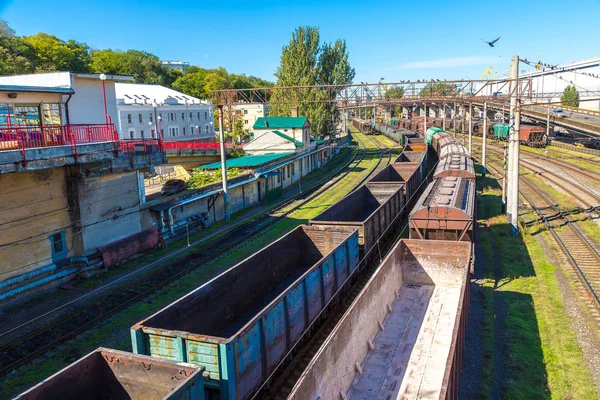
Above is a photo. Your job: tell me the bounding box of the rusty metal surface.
[309,183,404,254]
[98,227,160,268]
[410,177,475,241]
[287,239,471,400]
[438,142,470,160]
[434,155,476,181]
[131,225,359,400]
[14,348,204,400]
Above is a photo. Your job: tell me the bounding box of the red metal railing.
[0,124,115,151]
[120,138,162,153]
[162,140,241,150]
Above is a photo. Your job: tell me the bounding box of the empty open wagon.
[14,348,205,400]
[410,177,475,241]
[371,163,422,206]
[433,154,475,181]
[131,225,359,400]
[286,239,471,400]
[309,183,404,258]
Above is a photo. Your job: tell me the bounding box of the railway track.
[0,132,383,378]
[481,157,600,326]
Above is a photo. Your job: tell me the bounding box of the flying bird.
[482,37,500,47]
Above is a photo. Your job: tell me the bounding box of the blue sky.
[1,0,599,83]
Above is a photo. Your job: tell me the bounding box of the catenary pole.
[217,105,230,221]
[506,55,519,231]
[482,101,487,178]
[468,102,473,154]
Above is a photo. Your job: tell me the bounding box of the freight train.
[16,124,476,400]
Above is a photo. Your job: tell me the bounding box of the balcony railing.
[0,124,116,151]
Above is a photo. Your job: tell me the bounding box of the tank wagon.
[309,183,403,258]
[410,177,476,241]
[14,348,205,400]
[433,154,476,181]
[285,239,472,400]
[131,225,359,400]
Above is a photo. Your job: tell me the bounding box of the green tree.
[0,20,36,75]
[560,85,579,107]
[23,33,91,72]
[233,119,246,141]
[419,82,457,97]
[270,26,355,138]
[384,86,405,99]
[90,49,176,86]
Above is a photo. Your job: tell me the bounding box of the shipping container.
[286,239,471,400]
[14,348,205,400]
[410,177,475,242]
[309,183,403,257]
[433,154,475,181]
[131,225,359,400]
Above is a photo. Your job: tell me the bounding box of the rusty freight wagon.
[310,182,404,257]
[431,131,455,155]
[433,154,475,181]
[370,163,422,210]
[519,124,546,147]
[410,177,475,242]
[438,141,470,160]
[131,225,359,400]
[286,239,471,400]
[14,348,205,400]
[352,118,372,134]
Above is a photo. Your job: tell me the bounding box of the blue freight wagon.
[14,348,205,400]
[131,225,359,400]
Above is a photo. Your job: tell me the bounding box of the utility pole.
[510,97,521,235]
[453,102,457,137]
[423,103,427,135]
[546,100,551,140]
[507,55,519,234]
[482,101,487,178]
[217,105,230,221]
[443,103,446,131]
[468,102,473,154]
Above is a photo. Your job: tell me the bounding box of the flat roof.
[0,85,74,94]
[196,152,293,170]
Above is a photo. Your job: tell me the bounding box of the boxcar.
[131,225,359,400]
[286,239,471,400]
[15,348,205,400]
[433,154,476,181]
[409,177,475,242]
[520,124,546,147]
[310,183,404,257]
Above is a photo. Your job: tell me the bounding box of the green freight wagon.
[425,127,445,145]
[493,124,510,140]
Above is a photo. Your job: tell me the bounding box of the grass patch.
[475,164,597,399]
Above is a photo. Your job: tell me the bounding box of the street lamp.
[99,73,108,125]
[210,121,214,143]
[195,125,199,142]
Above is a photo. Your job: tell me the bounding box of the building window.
[183,127,186,135]
[161,128,164,136]
[50,231,67,260]
[205,111,208,119]
[128,128,135,139]
[182,112,185,120]
[170,113,174,122]
[205,124,209,134]
[149,113,153,123]
[190,112,193,120]
[138,114,142,123]
[244,109,248,115]
[277,172,281,184]
[127,114,132,124]
[169,126,179,136]
[140,129,144,138]
[198,112,200,119]
[292,163,295,176]
[244,119,248,125]
[287,165,290,178]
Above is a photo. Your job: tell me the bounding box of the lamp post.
[99,73,108,125]
[195,125,199,143]
[148,121,153,140]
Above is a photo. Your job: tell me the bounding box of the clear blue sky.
[1,0,599,83]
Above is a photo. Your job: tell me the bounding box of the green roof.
[253,116,308,129]
[310,135,328,145]
[196,152,294,170]
[273,130,303,147]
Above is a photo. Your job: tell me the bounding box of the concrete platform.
[348,283,460,399]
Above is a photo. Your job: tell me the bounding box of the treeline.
[0,20,273,95]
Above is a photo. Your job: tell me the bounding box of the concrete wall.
[0,167,73,281]
[75,172,142,254]
[244,131,298,155]
[69,76,119,126]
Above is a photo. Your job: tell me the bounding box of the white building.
[161,60,190,72]
[115,83,214,141]
[233,103,269,133]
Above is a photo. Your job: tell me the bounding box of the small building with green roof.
[252,116,311,152]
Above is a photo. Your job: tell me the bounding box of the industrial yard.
[1,2,600,399]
